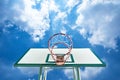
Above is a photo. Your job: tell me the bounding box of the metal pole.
[73,67,81,80]
[39,67,43,80]
[43,67,48,80]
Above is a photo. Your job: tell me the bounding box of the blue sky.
[0,0,120,80]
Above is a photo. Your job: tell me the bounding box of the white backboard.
[15,48,105,67]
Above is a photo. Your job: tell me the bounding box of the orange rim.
[48,33,73,64]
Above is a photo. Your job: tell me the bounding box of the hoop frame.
[48,33,73,64]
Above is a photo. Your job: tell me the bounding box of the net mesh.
[48,33,73,65]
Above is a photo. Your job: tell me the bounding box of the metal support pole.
[39,67,48,80]
[39,67,81,80]
[43,67,47,80]
[39,67,43,80]
[73,67,81,80]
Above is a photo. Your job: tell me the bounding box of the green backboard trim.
[90,48,106,66]
[14,48,30,67]
[14,63,105,67]
[14,48,106,67]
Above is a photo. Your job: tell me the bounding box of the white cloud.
[0,61,38,80]
[18,67,55,79]
[4,21,14,28]
[63,67,104,80]
[12,0,77,42]
[54,11,67,21]
[60,27,67,34]
[0,60,40,80]
[81,67,104,80]
[49,0,59,12]
[75,0,120,49]
[18,67,39,77]
[31,29,46,42]
[0,0,79,43]
[65,0,80,13]
[66,0,79,8]
[79,28,87,39]
[2,0,120,49]
[13,0,50,42]
[64,68,73,79]
[103,0,120,4]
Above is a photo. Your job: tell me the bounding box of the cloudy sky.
[0,0,120,80]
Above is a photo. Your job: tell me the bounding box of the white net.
[48,33,73,65]
[49,33,72,50]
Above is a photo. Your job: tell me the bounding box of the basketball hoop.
[48,33,73,65]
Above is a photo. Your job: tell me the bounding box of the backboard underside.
[15,48,105,67]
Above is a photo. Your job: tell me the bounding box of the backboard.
[15,48,105,67]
